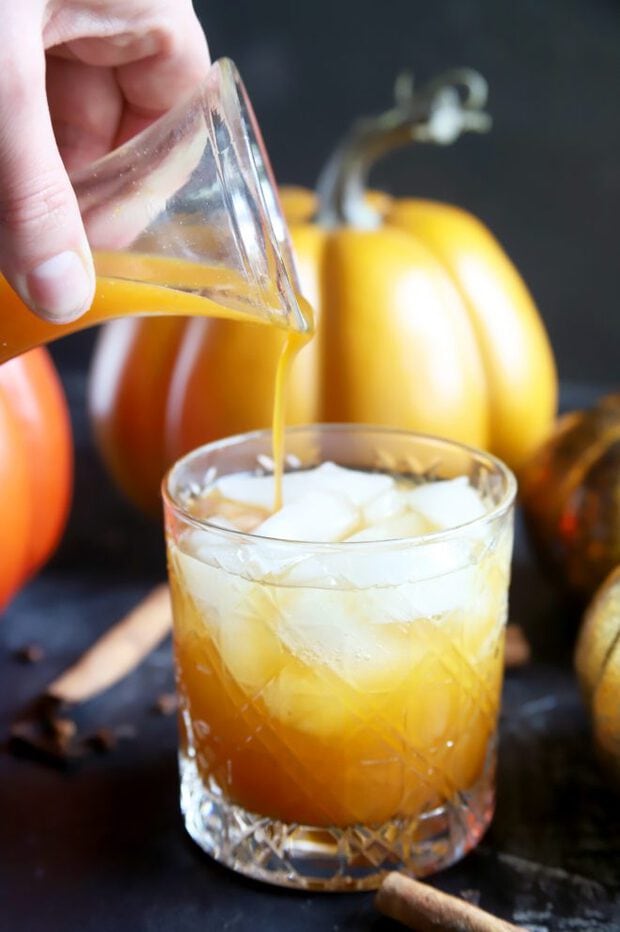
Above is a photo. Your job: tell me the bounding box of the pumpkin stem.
[316,69,491,229]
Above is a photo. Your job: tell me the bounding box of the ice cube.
[216,588,284,690]
[178,527,307,586]
[261,665,359,737]
[176,548,285,690]
[209,498,268,532]
[214,464,350,510]
[277,588,370,666]
[338,552,480,621]
[171,537,253,622]
[347,509,433,542]
[363,487,409,524]
[214,472,282,509]
[398,565,478,617]
[274,587,416,692]
[215,462,392,516]
[255,490,359,542]
[281,532,477,591]
[407,477,487,529]
[191,487,270,531]
[307,462,394,506]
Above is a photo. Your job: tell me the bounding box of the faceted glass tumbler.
[162,425,516,890]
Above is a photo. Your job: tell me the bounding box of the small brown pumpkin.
[520,393,620,597]
[575,565,620,784]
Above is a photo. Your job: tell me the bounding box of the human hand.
[0,1,210,322]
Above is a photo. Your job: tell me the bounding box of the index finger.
[114,5,211,145]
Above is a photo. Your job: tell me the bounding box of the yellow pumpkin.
[575,565,620,785]
[89,70,557,515]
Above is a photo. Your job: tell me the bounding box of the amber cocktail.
[163,425,515,890]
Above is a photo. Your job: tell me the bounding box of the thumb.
[0,47,95,323]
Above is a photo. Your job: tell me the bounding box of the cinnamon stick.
[375,872,527,932]
[504,623,531,668]
[48,584,172,704]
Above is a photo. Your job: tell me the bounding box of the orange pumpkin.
[0,348,73,610]
[89,70,557,515]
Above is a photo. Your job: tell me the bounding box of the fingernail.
[25,250,94,322]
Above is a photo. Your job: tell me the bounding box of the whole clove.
[8,585,171,766]
[15,643,45,664]
[154,692,178,716]
[87,728,118,753]
[504,623,531,668]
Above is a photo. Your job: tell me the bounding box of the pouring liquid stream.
[0,254,314,510]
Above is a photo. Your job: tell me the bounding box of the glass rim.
[216,59,308,334]
[162,424,517,550]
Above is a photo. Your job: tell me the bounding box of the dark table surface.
[1,379,619,932]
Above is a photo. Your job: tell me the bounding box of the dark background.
[4,7,620,927]
[52,0,620,386]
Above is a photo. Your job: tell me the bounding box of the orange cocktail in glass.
[163,425,516,890]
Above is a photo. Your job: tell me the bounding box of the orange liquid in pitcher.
[0,254,313,503]
[0,254,312,361]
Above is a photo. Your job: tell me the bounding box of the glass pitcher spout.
[0,58,309,364]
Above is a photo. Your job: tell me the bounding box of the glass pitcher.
[0,58,309,364]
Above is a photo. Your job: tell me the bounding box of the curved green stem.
[316,69,491,229]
